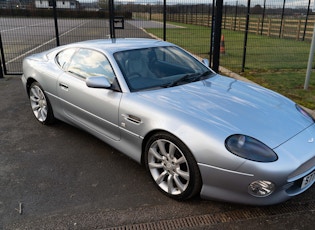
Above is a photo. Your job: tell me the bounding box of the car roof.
[71,38,175,53]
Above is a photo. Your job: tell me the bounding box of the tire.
[29,82,55,125]
[144,132,202,200]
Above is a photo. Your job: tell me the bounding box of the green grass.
[146,22,315,110]
[221,31,311,70]
[147,23,211,59]
[147,23,311,70]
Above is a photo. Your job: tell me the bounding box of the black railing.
[1,0,314,78]
[1,0,221,78]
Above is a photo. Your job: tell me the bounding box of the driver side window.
[67,49,116,83]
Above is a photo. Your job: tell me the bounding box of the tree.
[99,0,109,10]
[251,4,263,14]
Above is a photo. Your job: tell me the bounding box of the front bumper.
[199,124,315,205]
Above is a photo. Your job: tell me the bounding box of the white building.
[35,0,79,9]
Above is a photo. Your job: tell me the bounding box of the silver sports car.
[22,38,315,205]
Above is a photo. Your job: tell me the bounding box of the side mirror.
[86,76,111,89]
[202,59,210,67]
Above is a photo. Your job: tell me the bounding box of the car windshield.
[114,46,214,92]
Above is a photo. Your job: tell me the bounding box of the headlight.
[225,135,278,162]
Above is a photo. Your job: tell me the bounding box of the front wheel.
[144,132,202,200]
[29,82,55,125]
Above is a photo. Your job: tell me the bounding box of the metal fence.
[1,0,315,77]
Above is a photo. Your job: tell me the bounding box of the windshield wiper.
[165,71,214,88]
[194,70,214,81]
[166,73,198,87]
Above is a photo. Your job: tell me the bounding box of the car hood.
[138,75,313,149]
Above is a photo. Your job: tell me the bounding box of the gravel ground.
[1,76,315,229]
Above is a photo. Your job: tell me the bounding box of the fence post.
[0,32,6,78]
[163,0,166,41]
[297,20,301,40]
[209,0,216,66]
[261,0,266,35]
[223,2,227,29]
[0,58,3,78]
[256,18,260,34]
[234,1,238,31]
[0,34,3,78]
[280,19,285,38]
[303,0,311,41]
[212,0,223,73]
[53,0,60,46]
[304,20,315,90]
[279,0,286,38]
[241,0,251,72]
[109,0,115,39]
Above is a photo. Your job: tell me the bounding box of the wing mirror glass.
[202,59,210,67]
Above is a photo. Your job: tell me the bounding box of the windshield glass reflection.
[114,46,213,91]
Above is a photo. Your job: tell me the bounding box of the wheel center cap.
[166,162,173,170]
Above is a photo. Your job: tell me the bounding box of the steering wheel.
[128,72,141,80]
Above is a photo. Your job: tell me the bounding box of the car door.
[57,48,122,141]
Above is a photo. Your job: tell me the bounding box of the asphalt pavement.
[0,76,315,230]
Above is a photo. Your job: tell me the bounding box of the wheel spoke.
[149,162,164,169]
[156,170,168,184]
[37,107,45,121]
[30,87,40,99]
[30,95,39,103]
[174,156,186,165]
[31,103,40,111]
[157,140,168,157]
[40,107,48,120]
[168,143,176,159]
[176,168,190,181]
[173,174,185,192]
[149,147,163,161]
[167,174,175,193]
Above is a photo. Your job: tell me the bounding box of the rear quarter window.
[55,48,77,70]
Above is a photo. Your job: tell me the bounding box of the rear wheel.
[29,82,55,125]
[144,132,202,200]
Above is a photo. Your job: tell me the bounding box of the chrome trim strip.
[198,163,254,177]
[119,126,144,139]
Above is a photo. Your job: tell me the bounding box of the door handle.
[59,83,68,90]
[122,114,142,124]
